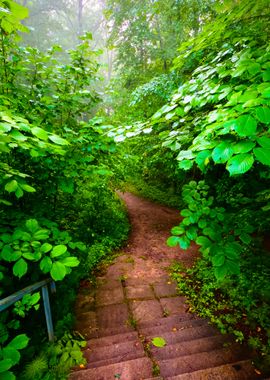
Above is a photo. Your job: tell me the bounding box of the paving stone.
[75,294,95,313]
[87,331,138,347]
[153,282,178,298]
[69,357,153,380]
[151,334,232,360]
[105,262,134,279]
[86,325,134,339]
[140,318,209,337]
[166,360,262,380]
[125,276,169,286]
[96,277,122,290]
[141,323,219,346]
[96,304,129,329]
[159,346,249,377]
[138,313,198,328]
[96,287,124,306]
[125,284,155,299]
[84,340,145,366]
[74,311,98,337]
[130,299,163,322]
[160,296,187,315]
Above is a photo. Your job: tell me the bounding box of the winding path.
[70,193,261,380]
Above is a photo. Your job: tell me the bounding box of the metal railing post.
[42,285,54,342]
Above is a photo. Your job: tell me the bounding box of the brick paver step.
[159,346,251,377]
[85,350,146,369]
[69,357,153,380]
[137,313,198,329]
[166,360,262,379]
[151,334,232,360]
[140,319,216,341]
[84,339,144,364]
[86,330,138,347]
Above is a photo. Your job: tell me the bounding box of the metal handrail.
[0,278,56,341]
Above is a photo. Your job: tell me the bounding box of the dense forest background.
[0,0,270,378]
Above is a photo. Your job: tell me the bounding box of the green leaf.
[5,180,18,193]
[179,236,190,249]
[226,154,254,175]
[167,236,180,247]
[212,254,225,267]
[60,257,80,267]
[25,219,39,233]
[9,334,29,350]
[50,245,67,258]
[40,243,52,253]
[0,359,12,373]
[33,229,50,240]
[171,226,185,235]
[254,147,270,166]
[40,256,53,273]
[13,259,28,278]
[176,150,195,160]
[234,115,257,137]
[152,337,167,347]
[214,265,228,280]
[31,127,48,141]
[212,142,234,164]
[50,262,67,281]
[20,184,36,193]
[181,209,192,217]
[178,160,193,170]
[186,226,197,240]
[196,236,212,248]
[2,347,20,365]
[232,141,255,154]
[48,135,68,145]
[195,150,211,170]
[256,107,270,124]
[257,136,270,149]
[0,371,16,380]
[1,246,21,262]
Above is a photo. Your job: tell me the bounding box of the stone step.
[87,330,138,348]
[85,351,146,369]
[151,334,232,360]
[166,360,262,379]
[159,346,250,377]
[86,325,134,339]
[137,313,198,329]
[140,321,218,345]
[84,339,145,364]
[69,357,153,380]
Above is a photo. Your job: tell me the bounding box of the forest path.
[70,192,260,380]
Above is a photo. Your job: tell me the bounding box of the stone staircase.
[69,259,263,380]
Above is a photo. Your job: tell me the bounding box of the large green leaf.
[40,256,53,273]
[60,257,80,267]
[179,236,191,249]
[8,334,29,350]
[226,154,254,175]
[257,136,270,149]
[212,142,234,163]
[31,127,48,141]
[256,107,270,124]
[232,141,255,154]
[0,359,13,373]
[13,258,28,278]
[25,219,39,233]
[48,135,68,145]
[234,115,257,136]
[167,236,180,247]
[50,245,67,258]
[5,180,18,193]
[2,347,20,366]
[253,147,270,166]
[50,262,66,281]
